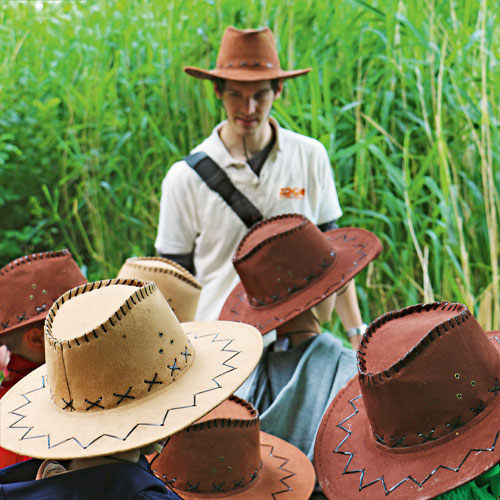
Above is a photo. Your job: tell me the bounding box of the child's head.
[0,321,45,364]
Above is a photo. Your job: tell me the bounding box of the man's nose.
[244,98,257,114]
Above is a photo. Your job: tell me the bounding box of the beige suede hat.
[117,256,202,322]
[0,278,262,459]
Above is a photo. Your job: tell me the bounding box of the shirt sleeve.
[134,490,182,500]
[316,145,343,225]
[155,161,200,255]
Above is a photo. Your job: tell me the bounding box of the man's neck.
[275,310,321,348]
[219,120,273,163]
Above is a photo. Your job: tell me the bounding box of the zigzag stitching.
[260,443,297,498]
[8,332,240,450]
[335,395,500,495]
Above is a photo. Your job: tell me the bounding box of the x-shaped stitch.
[374,433,386,445]
[445,416,463,431]
[164,476,176,486]
[417,429,436,443]
[319,258,331,270]
[390,435,408,447]
[211,482,225,492]
[287,285,299,295]
[489,378,500,396]
[232,479,245,489]
[186,481,200,492]
[168,359,181,377]
[181,347,191,362]
[16,313,27,322]
[35,304,47,313]
[471,400,485,416]
[249,469,258,481]
[113,387,135,405]
[304,271,316,283]
[144,373,163,392]
[85,397,104,411]
[271,293,281,302]
[62,398,75,411]
[1,321,9,329]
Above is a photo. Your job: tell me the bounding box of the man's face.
[215,79,283,139]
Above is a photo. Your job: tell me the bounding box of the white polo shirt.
[155,118,342,320]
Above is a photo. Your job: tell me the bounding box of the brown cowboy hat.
[150,395,316,498]
[184,26,311,82]
[117,256,202,322]
[0,278,262,459]
[314,302,500,499]
[219,214,382,334]
[0,249,87,336]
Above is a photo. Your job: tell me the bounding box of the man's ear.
[23,325,44,352]
[274,79,284,100]
[213,81,222,99]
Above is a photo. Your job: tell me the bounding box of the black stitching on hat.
[167,359,181,376]
[1,321,9,329]
[85,397,104,410]
[181,347,191,362]
[109,317,115,327]
[232,479,245,489]
[470,400,485,415]
[445,416,462,431]
[92,329,98,339]
[84,333,89,342]
[115,311,120,322]
[374,432,386,445]
[212,482,225,492]
[35,304,47,313]
[113,387,135,405]
[390,435,408,447]
[17,313,27,322]
[488,378,500,396]
[186,482,200,492]
[119,306,126,316]
[62,398,75,411]
[144,373,163,392]
[417,429,436,443]
[250,469,258,481]
[130,295,136,305]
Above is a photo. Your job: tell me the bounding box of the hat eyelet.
[42,289,47,295]
[471,380,476,387]
[32,283,37,289]
[29,294,34,301]
[454,373,460,379]
[456,393,463,400]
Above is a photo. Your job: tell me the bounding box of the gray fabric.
[235,332,357,461]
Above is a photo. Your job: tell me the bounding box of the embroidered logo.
[279,187,305,199]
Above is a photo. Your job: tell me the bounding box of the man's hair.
[214,77,281,94]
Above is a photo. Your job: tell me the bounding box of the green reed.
[0,0,498,329]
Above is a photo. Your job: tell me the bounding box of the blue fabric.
[235,332,357,460]
[0,456,181,500]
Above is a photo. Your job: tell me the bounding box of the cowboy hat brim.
[184,66,311,82]
[314,332,500,500]
[220,228,382,334]
[0,321,263,460]
[170,431,315,499]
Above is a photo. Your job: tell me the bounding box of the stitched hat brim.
[184,66,311,81]
[220,228,382,334]
[0,321,263,460]
[314,333,500,500]
[173,431,315,499]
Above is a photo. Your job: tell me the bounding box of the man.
[155,27,368,347]
[0,249,87,468]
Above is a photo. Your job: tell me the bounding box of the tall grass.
[0,0,498,328]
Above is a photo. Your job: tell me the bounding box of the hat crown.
[0,250,87,335]
[153,396,262,494]
[116,256,202,322]
[45,279,194,413]
[233,214,335,308]
[358,302,500,449]
[215,26,280,72]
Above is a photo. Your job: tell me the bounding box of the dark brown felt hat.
[0,249,87,336]
[150,395,316,498]
[314,302,500,500]
[184,26,311,82]
[219,214,382,334]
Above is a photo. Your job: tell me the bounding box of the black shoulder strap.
[185,152,263,229]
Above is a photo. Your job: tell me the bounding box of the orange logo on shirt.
[280,187,305,199]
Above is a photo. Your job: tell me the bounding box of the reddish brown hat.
[0,249,87,336]
[184,26,311,82]
[150,395,316,498]
[314,302,500,500]
[219,214,382,334]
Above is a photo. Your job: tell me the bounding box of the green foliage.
[0,0,499,328]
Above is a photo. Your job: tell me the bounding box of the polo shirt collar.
[199,117,282,169]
